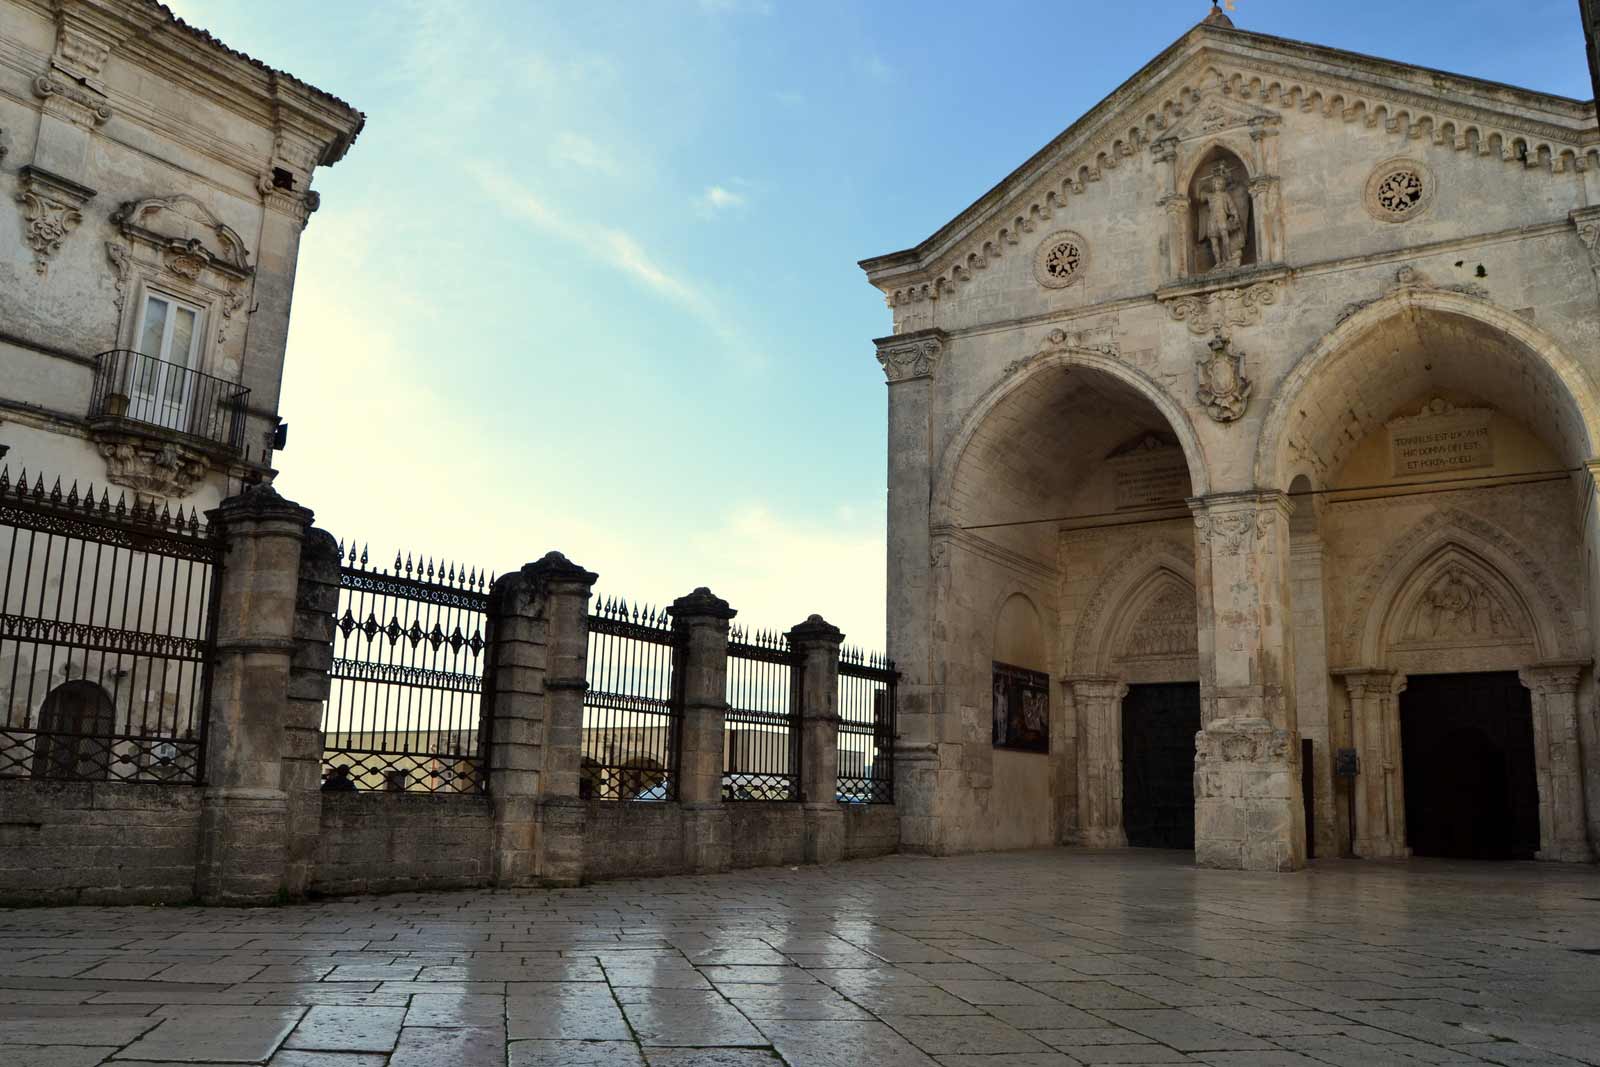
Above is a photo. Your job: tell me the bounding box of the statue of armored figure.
[1195,159,1251,271]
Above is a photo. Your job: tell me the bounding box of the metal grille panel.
[838,646,896,804]
[724,626,799,801]
[582,597,679,801]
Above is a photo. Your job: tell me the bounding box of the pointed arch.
[1070,538,1197,676]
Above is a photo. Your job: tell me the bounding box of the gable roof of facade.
[859,13,1598,293]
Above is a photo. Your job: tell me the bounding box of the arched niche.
[1188,146,1256,274]
[32,680,116,780]
[994,592,1047,672]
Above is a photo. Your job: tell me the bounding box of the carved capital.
[1066,676,1128,704]
[14,166,95,275]
[1332,667,1402,701]
[1190,492,1285,555]
[32,73,112,126]
[875,329,946,383]
[1518,662,1588,697]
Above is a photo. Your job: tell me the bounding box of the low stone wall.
[728,803,808,869]
[313,792,494,896]
[582,800,686,881]
[843,803,900,859]
[0,780,202,905]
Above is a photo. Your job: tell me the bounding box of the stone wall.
[313,793,494,896]
[842,804,901,860]
[0,780,202,905]
[582,801,687,881]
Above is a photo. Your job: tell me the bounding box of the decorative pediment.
[865,24,1599,311]
[112,195,252,277]
[1385,547,1532,651]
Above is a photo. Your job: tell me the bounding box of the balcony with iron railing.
[87,349,251,454]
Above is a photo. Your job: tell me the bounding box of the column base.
[1537,842,1596,864]
[1078,827,1129,849]
[1194,719,1306,872]
[682,802,731,873]
[195,787,288,905]
[803,803,844,865]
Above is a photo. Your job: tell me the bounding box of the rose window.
[1034,231,1089,288]
[1366,159,1433,222]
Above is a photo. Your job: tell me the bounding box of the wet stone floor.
[0,850,1598,1067]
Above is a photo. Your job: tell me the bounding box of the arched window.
[32,681,117,780]
[1189,148,1256,274]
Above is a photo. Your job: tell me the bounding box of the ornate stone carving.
[1571,207,1600,279]
[1194,508,1267,556]
[1033,230,1088,289]
[113,195,253,275]
[14,167,94,274]
[1195,159,1250,271]
[1195,332,1252,422]
[105,241,131,316]
[1164,280,1280,335]
[1195,719,1293,763]
[1070,539,1193,674]
[97,436,210,501]
[1120,582,1199,660]
[1364,157,1434,223]
[876,332,945,382]
[1405,564,1517,642]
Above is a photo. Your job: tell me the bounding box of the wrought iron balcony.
[88,349,251,453]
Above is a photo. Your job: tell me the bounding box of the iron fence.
[0,467,218,784]
[838,646,896,803]
[89,349,251,453]
[723,625,799,800]
[322,544,490,794]
[581,597,680,800]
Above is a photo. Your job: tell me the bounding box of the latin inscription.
[1111,449,1190,509]
[1387,400,1493,478]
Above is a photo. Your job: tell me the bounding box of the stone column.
[673,587,737,873]
[1520,662,1595,863]
[195,484,314,904]
[483,552,597,887]
[1332,668,1406,859]
[790,614,845,864]
[283,527,340,897]
[1189,491,1305,871]
[1248,119,1284,263]
[877,330,945,854]
[1150,135,1186,283]
[1067,676,1128,848]
[1290,536,1334,857]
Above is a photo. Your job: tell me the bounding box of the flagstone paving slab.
[0,850,1596,1066]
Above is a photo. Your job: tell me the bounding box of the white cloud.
[697,184,747,215]
[551,131,623,176]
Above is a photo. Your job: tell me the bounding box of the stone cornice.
[931,522,1056,583]
[861,28,1596,309]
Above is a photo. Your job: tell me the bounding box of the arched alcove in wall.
[994,592,1046,671]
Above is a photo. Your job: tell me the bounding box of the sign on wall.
[1387,399,1494,478]
[992,661,1050,753]
[1108,434,1190,509]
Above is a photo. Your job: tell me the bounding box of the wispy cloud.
[697,183,747,216]
[468,161,747,352]
[550,131,622,176]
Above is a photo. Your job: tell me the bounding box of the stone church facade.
[862,9,1600,870]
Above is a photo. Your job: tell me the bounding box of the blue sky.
[167,0,1593,648]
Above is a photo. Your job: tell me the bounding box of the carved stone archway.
[1336,509,1592,862]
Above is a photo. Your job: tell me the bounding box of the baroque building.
[0,0,363,506]
[862,7,1600,869]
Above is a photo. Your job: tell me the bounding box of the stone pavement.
[0,849,1597,1067]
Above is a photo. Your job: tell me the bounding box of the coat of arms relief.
[1195,332,1252,423]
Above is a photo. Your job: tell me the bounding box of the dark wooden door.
[1122,682,1201,850]
[1400,672,1540,860]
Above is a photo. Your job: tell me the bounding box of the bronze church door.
[1400,672,1540,860]
[1121,682,1201,850]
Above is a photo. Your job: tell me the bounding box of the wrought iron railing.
[723,625,799,800]
[321,544,491,794]
[89,349,251,453]
[581,597,680,801]
[838,646,896,804]
[0,467,219,784]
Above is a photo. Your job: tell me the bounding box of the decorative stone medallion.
[1195,331,1252,423]
[1364,158,1434,223]
[1034,230,1088,289]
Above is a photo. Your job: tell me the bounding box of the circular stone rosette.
[1364,158,1435,223]
[1034,230,1089,289]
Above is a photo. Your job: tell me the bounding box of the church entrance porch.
[1121,682,1201,850]
[1400,672,1540,861]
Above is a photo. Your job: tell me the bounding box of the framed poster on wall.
[992,661,1050,753]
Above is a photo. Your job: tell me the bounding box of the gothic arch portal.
[1071,538,1198,680]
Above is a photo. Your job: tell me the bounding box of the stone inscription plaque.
[1109,439,1189,509]
[1387,400,1493,478]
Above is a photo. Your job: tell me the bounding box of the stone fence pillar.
[1189,491,1305,872]
[1520,662,1595,863]
[1067,676,1128,849]
[195,484,314,904]
[283,528,340,897]
[791,614,844,864]
[672,587,736,873]
[483,552,597,888]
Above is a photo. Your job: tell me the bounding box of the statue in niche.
[1192,156,1252,272]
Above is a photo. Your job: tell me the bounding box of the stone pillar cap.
[206,482,312,527]
[671,586,736,620]
[524,550,598,586]
[788,614,844,646]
